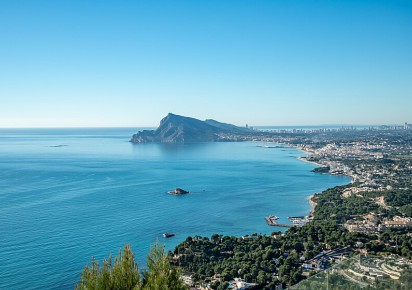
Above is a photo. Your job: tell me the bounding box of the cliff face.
[130,113,252,143]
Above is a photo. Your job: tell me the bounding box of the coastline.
[293,145,351,218]
[294,145,322,217]
[308,194,317,216]
[261,143,327,217]
[297,156,322,167]
[260,142,353,219]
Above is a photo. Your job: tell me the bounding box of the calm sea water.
[0,128,350,289]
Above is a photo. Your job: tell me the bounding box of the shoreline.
[308,194,317,216]
[290,145,323,217]
[292,145,352,218]
[297,156,322,167]
[259,141,354,219]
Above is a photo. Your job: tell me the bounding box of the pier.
[265,217,293,228]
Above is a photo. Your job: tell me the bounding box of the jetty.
[265,216,293,228]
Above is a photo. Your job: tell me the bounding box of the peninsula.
[130,113,254,143]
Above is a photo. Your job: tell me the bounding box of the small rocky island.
[168,188,189,195]
[130,113,254,143]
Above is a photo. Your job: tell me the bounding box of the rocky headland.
[130,113,254,143]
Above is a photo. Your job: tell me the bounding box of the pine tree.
[75,243,187,290]
[75,244,140,290]
[141,242,187,290]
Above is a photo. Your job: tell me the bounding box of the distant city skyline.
[1,0,411,128]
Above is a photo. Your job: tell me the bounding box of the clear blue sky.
[1,0,411,127]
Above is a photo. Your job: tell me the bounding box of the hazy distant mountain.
[130,113,253,143]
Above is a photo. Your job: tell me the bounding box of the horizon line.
[0,123,408,130]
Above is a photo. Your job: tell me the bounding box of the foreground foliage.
[75,243,187,290]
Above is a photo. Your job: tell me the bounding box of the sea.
[0,128,351,289]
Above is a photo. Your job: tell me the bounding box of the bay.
[0,128,350,289]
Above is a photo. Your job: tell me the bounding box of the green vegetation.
[290,271,362,290]
[291,255,412,290]
[141,243,187,290]
[313,185,380,223]
[366,229,412,258]
[310,185,412,258]
[385,189,412,208]
[172,222,369,289]
[174,234,286,289]
[75,243,187,290]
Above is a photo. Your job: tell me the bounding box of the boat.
[163,233,175,238]
[288,216,311,227]
[269,215,279,221]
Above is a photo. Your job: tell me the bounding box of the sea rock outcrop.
[168,188,189,195]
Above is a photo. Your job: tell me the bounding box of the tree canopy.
[75,243,187,290]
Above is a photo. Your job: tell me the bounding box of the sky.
[0,0,411,127]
